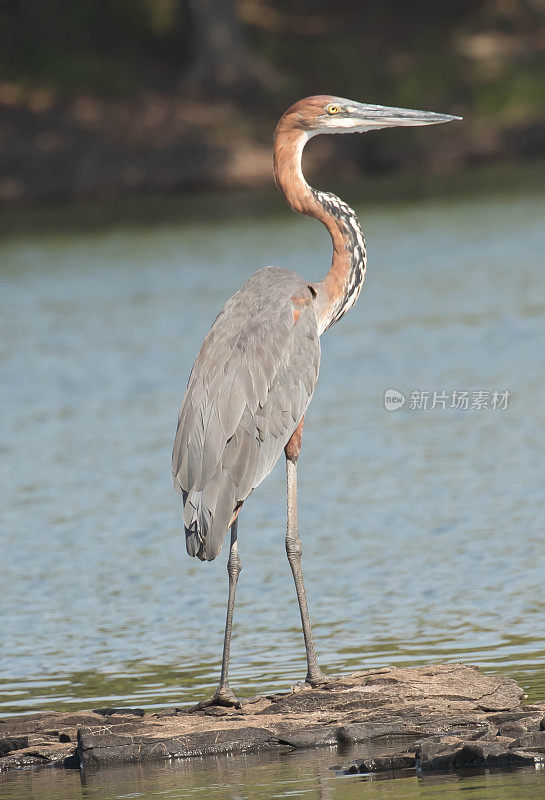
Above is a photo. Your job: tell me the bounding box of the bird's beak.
[348,102,462,132]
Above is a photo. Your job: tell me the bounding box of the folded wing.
[172,268,320,561]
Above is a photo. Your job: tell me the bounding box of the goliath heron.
[173,95,460,707]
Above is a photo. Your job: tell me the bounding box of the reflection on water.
[0,746,545,800]
[1,188,544,731]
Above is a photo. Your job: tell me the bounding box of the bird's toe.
[189,685,241,712]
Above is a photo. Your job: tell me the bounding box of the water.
[0,749,545,800]
[1,187,544,797]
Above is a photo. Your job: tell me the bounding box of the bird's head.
[278,95,461,137]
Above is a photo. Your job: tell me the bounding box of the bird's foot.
[290,670,335,693]
[306,669,336,687]
[189,684,241,712]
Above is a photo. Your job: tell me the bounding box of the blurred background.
[1,0,545,207]
[1,0,544,733]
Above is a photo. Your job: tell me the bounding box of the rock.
[337,722,409,743]
[0,742,75,770]
[203,707,235,717]
[498,721,528,738]
[275,726,338,748]
[342,753,416,773]
[77,726,277,767]
[488,711,543,732]
[508,732,545,752]
[336,717,490,745]
[0,736,28,757]
[259,688,389,715]
[416,738,544,770]
[361,753,417,772]
[93,708,145,717]
[0,664,542,778]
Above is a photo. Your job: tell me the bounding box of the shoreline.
[0,159,544,242]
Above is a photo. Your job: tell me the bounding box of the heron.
[173,95,460,708]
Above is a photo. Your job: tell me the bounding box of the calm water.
[1,748,545,800]
[1,188,544,797]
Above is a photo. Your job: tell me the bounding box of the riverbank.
[1,158,544,241]
[1,665,544,779]
[1,82,544,209]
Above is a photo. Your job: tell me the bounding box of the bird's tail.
[182,492,205,560]
[181,469,237,561]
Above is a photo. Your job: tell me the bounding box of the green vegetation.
[3,1,544,113]
[1,1,544,204]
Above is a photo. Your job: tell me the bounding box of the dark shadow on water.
[1,160,545,241]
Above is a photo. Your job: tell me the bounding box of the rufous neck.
[273,124,366,333]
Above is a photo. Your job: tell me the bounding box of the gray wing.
[172,268,320,561]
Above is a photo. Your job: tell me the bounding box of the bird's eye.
[326,104,340,115]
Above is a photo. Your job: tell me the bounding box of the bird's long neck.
[273,125,367,334]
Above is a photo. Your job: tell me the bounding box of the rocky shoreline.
[1,664,544,779]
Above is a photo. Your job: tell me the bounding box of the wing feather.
[173,268,320,561]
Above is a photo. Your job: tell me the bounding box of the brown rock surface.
[0,664,543,778]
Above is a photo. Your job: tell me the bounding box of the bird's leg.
[285,421,328,687]
[192,520,242,709]
[216,519,241,700]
